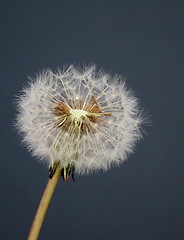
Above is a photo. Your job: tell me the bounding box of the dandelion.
[16,64,145,239]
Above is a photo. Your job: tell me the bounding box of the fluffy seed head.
[16,65,145,174]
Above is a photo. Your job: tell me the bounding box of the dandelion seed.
[16,64,145,177]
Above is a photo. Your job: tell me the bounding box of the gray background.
[1,0,184,239]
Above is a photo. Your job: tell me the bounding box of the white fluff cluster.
[16,65,144,174]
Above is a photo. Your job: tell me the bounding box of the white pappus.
[16,64,145,176]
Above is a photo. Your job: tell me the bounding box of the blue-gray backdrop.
[1,1,184,239]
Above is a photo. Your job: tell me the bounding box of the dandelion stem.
[27,166,61,240]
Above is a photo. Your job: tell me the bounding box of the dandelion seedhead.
[16,64,144,176]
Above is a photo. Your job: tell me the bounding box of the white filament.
[16,64,145,175]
